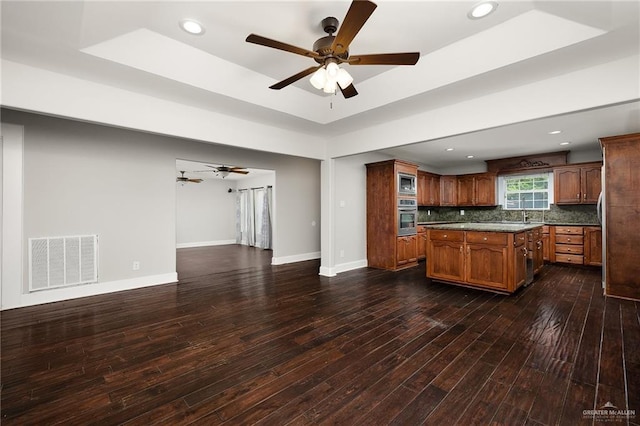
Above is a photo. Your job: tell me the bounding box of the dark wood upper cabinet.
[439,175,457,206]
[553,162,601,204]
[456,173,497,206]
[417,171,440,206]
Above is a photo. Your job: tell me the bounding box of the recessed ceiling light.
[549,130,562,135]
[560,141,572,146]
[468,1,498,19]
[445,148,455,152]
[466,155,475,159]
[180,19,205,35]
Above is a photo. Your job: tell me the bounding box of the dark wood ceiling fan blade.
[330,0,377,56]
[246,34,321,59]
[230,170,250,175]
[187,179,203,183]
[347,52,420,65]
[339,83,358,98]
[269,66,322,90]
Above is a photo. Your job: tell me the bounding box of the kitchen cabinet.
[418,171,440,206]
[397,235,418,266]
[600,133,640,301]
[427,230,465,282]
[553,226,584,265]
[554,162,602,204]
[417,225,428,260]
[465,231,509,290]
[529,227,544,275]
[440,175,457,206]
[456,173,497,206]
[583,226,602,266]
[426,225,537,293]
[541,225,550,262]
[366,159,419,271]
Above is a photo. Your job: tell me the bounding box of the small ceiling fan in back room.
[176,171,203,184]
[245,0,420,98]
[196,165,250,179]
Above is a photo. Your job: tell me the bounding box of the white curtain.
[259,187,272,250]
[236,186,272,249]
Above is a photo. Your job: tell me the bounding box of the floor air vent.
[29,235,98,292]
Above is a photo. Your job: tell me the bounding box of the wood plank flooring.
[2,245,639,425]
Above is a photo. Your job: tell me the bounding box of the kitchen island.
[426,222,544,294]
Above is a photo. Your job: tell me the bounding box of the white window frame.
[498,172,554,210]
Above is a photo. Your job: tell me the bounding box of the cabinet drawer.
[417,225,428,233]
[542,225,550,234]
[555,226,583,235]
[555,253,584,264]
[466,231,507,245]
[429,230,464,242]
[555,235,584,245]
[555,244,584,255]
[514,232,527,246]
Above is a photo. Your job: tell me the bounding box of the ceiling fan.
[198,165,250,178]
[246,0,420,98]
[177,171,203,184]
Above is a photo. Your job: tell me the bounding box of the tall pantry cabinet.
[366,160,418,271]
[600,132,640,301]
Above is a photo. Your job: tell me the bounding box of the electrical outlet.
[460,209,465,216]
[132,261,140,271]
[339,250,345,258]
[427,210,431,216]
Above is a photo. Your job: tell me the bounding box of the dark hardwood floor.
[2,246,639,425]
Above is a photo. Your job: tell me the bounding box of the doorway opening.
[175,159,275,279]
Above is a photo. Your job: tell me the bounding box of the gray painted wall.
[2,109,320,307]
[176,178,237,246]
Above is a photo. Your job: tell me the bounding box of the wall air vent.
[29,235,98,292]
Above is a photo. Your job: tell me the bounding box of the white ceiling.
[1,0,639,170]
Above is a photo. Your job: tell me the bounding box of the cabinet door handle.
[460,246,463,253]
[577,193,580,198]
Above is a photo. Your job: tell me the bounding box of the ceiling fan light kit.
[245,0,419,99]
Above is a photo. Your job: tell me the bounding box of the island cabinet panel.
[465,243,508,289]
[554,162,602,204]
[417,225,428,260]
[426,226,540,294]
[513,233,527,289]
[428,240,465,282]
[542,226,550,261]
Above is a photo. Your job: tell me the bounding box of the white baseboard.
[2,272,178,310]
[319,259,368,277]
[271,251,321,265]
[176,239,236,249]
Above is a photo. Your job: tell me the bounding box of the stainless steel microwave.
[398,173,417,196]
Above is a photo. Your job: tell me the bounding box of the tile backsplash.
[418,204,599,225]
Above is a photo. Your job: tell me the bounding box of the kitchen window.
[498,173,554,210]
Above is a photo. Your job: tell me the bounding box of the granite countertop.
[418,221,600,227]
[423,222,544,232]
